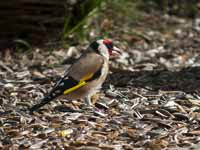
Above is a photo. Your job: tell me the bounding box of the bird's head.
[90,39,122,59]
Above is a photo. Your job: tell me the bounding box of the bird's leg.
[81,96,96,111]
[83,94,101,111]
[85,93,100,106]
[84,96,93,107]
[91,93,100,104]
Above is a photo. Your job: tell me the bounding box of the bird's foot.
[81,104,95,111]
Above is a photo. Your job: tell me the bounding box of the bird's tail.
[29,93,57,112]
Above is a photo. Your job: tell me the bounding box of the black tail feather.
[29,95,55,112]
[29,75,79,113]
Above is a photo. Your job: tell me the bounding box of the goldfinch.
[29,39,121,112]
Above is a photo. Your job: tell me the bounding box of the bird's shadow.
[108,66,200,92]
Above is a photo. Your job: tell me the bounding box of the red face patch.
[103,39,112,45]
[103,39,113,55]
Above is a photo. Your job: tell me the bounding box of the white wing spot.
[59,82,64,87]
[55,90,61,93]
[55,80,61,87]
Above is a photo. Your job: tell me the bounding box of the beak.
[111,46,122,56]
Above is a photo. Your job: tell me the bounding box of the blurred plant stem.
[61,0,102,42]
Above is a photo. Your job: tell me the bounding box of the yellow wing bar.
[80,73,94,82]
[63,73,94,95]
[63,81,86,95]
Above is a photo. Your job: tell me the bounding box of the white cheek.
[99,45,109,59]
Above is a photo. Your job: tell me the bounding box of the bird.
[29,39,121,112]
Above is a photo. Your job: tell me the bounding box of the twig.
[0,60,13,73]
[3,79,33,84]
[132,92,147,100]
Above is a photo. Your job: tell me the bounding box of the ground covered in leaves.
[1,10,200,150]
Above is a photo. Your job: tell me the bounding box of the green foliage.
[60,0,143,47]
[14,39,31,50]
[62,0,102,40]
[61,0,198,45]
